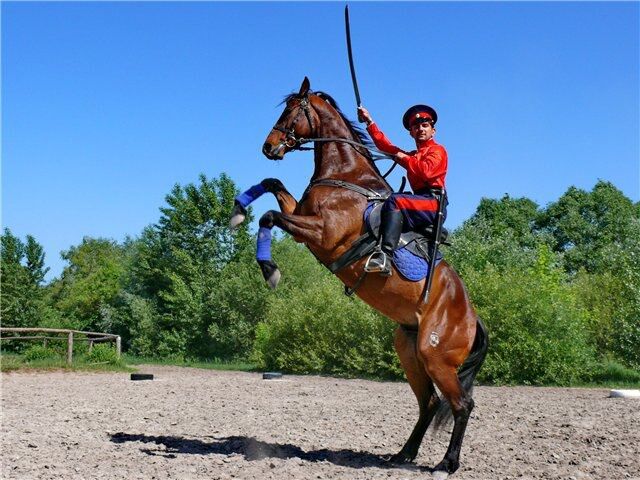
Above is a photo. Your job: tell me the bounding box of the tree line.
[2,174,638,384]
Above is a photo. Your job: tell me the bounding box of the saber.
[344,5,362,108]
[422,190,447,304]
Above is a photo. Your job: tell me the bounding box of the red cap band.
[409,112,433,127]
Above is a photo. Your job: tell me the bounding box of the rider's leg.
[365,192,445,276]
[365,197,404,276]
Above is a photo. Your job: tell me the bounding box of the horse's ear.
[298,77,311,96]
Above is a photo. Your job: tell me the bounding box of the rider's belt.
[414,186,444,196]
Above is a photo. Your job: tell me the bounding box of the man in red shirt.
[358,104,448,276]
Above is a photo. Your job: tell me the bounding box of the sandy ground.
[1,365,639,480]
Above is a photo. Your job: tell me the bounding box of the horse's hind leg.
[389,326,440,464]
[419,348,475,475]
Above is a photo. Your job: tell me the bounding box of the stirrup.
[364,250,392,276]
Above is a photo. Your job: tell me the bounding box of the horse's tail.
[458,316,489,393]
[433,316,489,431]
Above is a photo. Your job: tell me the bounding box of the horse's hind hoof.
[258,260,281,289]
[432,458,458,475]
[385,453,414,466]
[431,471,449,480]
[229,203,247,229]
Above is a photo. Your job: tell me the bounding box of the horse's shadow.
[109,432,430,471]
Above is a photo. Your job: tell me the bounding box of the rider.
[358,104,448,276]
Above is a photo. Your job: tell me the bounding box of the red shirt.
[367,123,448,191]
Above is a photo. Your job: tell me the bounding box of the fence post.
[115,336,121,359]
[67,332,74,365]
[88,340,94,354]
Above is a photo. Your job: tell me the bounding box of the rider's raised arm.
[358,105,406,156]
[366,122,405,156]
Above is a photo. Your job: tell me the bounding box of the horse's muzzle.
[262,142,284,160]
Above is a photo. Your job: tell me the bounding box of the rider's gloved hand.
[357,106,373,125]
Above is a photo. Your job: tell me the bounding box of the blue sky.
[2,2,639,281]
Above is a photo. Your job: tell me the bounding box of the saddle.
[364,202,449,256]
[327,201,448,282]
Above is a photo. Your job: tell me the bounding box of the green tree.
[1,228,24,265]
[443,193,553,279]
[25,235,49,285]
[473,195,541,248]
[533,181,639,367]
[1,229,28,326]
[205,246,269,359]
[467,245,595,385]
[123,173,254,358]
[537,180,637,274]
[1,229,56,332]
[106,290,161,357]
[48,237,127,331]
[610,220,640,368]
[443,190,603,384]
[252,237,402,378]
[573,217,640,368]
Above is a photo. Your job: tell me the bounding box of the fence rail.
[0,328,121,365]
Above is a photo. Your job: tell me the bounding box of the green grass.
[123,354,256,372]
[1,351,256,375]
[581,360,640,388]
[123,356,640,388]
[4,350,637,388]
[0,352,133,373]
[0,352,256,374]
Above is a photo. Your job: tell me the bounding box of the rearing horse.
[233,77,488,475]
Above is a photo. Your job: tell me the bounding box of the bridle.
[271,96,316,153]
[269,94,399,177]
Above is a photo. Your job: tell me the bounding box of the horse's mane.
[281,90,391,189]
[282,91,376,162]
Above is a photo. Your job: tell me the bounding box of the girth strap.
[327,232,378,274]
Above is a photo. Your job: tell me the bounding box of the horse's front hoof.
[229,203,247,229]
[258,260,281,289]
[266,269,281,289]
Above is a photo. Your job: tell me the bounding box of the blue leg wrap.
[256,227,272,261]
[236,183,267,208]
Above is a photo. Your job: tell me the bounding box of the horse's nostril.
[262,143,272,155]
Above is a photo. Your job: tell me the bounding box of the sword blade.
[345,5,362,107]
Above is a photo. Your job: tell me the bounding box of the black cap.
[402,104,438,130]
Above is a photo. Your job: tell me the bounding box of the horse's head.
[262,77,320,160]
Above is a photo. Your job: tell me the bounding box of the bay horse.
[233,77,488,475]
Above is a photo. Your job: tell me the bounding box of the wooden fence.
[0,328,121,365]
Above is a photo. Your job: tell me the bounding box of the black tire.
[262,372,282,380]
[131,373,154,381]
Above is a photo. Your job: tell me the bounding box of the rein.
[270,95,399,179]
[295,136,391,160]
[298,136,400,179]
[296,136,399,179]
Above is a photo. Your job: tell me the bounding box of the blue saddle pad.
[364,203,442,282]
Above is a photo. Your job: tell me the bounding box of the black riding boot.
[365,210,404,276]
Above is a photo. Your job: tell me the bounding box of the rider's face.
[410,121,435,144]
